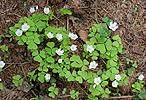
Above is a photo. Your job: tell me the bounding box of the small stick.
[109,95,134,99]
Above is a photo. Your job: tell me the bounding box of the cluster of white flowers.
[70,45,77,51]
[15,23,30,36]
[16,29,23,36]
[109,21,118,31]
[112,80,118,88]
[29,6,51,15]
[29,5,39,13]
[112,74,121,88]
[69,32,78,40]
[58,59,62,63]
[47,32,54,39]
[93,77,102,88]
[89,61,98,69]
[45,73,51,81]
[21,23,30,31]
[56,34,63,41]
[44,7,50,14]
[138,74,144,80]
[56,49,64,56]
[0,61,5,69]
[87,45,94,53]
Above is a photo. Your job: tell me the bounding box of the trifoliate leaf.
[39,50,46,58]
[28,42,38,50]
[76,76,83,83]
[34,55,42,62]
[59,8,72,15]
[47,42,55,48]
[96,44,106,54]
[21,35,27,42]
[113,41,119,48]
[46,57,55,63]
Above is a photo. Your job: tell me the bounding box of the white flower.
[93,84,96,88]
[115,74,121,81]
[89,61,98,69]
[35,5,38,10]
[16,29,23,36]
[44,7,50,14]
[69,32,78,40]
[94,77,101,85]
[112,80,118,88]
[29,7,35,13]
[47,32,54,39]
[58,59,62,63]
[21,23,30,31]
[45,74,51,81]
[138,74,144,81]
[70,45,77,51]
[0,61,5,68]
[0,78,1,81]
[87,45,94,53]
[56,49,64,56]
[109,21,118,31]
[56,34,63,41]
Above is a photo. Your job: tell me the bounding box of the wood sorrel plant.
[8,7,145,99]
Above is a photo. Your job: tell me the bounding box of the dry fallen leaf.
[78,30,88,42]
[72,0,81,9]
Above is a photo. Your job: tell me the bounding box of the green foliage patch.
[5,8,145,99]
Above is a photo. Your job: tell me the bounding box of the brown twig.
[109,95,134,99]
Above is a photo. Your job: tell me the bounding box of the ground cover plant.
[0,1,145,100]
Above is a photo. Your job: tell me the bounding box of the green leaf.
[138,90,146,99]
[48,86,55,91]
[101,74,109,80]
[78,71,88,80]
[71,62,81,68]
[39,50,46,58]
[65,71,71,78]
[35,21,46,32]
[21,35,27,42]
[83,59,89,65]
[68,75,75,81]
[18,39,24,45]
[13,75,21,80]
[34,37,40,44]
[76,76,83,83]
[101,81,108,87]
[28,42,38,50]
[26,32,33,36]
[112,35,121,43]
[102,16,112,25]
[34,55,42,62]
[32,50,39,57]
[38,76,44,83]
[90,37,97,44]
[48,92,55,98]
[27,19,35,26]
[46,57,55,63]
[0,83,5,90]
[59,8,72,15]
[47,42,55,48]
[110,67,119,74]
[113,41,119,48]
[70,55,82,64]
[96,44,106,54]
[54,88,59,95]
[105,39,113,51]
[108,60,117,67]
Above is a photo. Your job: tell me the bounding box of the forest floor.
[0,0,145,100]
